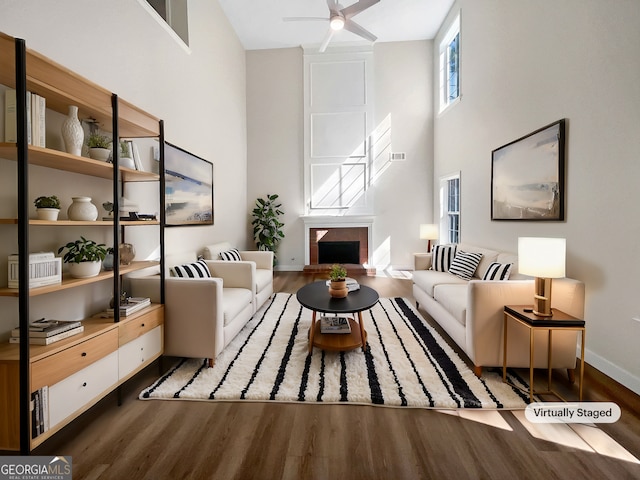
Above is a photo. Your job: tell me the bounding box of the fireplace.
[318,241,360,264]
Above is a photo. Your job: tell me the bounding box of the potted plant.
[34,195,61,221]
[58,236,108,278]
[87,132,111,161]
[251,194,285,264]
[328,264,349,298]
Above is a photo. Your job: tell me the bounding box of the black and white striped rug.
[140,293,530,409]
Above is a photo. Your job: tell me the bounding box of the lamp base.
[532,277,553,317]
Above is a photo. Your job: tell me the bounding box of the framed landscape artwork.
[165,142,214,226]
[491,119,565,221]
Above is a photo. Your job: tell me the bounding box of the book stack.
[104,297,151,317]
[31,386,49,439]
[320,316,352,334]
[4,89,46,146]
[10,319,84,345]
[7,252,62,289]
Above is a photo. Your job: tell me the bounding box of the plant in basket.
[328,264,348,298]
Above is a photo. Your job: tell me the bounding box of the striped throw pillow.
[482,262,513,280]
[219,248,242,261]
[448,251,483,280]
[173,260,211,278]
[431,244,457,272]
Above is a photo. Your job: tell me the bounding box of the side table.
[503,305,585,402]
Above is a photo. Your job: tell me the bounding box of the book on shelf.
[11,318,82,338]
[4,88,16,143]
[3,89,46,146]
[31,386,49,438]
[320,316,352,334]
[10,325,84,345]
[103,297,151,317]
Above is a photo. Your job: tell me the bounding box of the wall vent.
[389,152,406,161]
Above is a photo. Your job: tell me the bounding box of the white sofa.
[130,251,255,367]
[412,243,585,377]
[202,242,274,312]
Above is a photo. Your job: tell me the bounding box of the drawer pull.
[81,352,87,357]
[82,382,87,387]
[141,323,145,327]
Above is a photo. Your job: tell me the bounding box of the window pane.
[448,33,459,101]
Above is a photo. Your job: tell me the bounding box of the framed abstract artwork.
[165,142,214,226]
[491,119,566,221]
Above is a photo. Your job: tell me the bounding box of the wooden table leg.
[358,311,367,352]
[529,328,535,403]
[309,310,316,354]
[503,313,508,383]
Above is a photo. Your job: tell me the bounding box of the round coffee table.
[296,281,379,354]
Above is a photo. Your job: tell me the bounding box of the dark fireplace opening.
[318,241,360,264]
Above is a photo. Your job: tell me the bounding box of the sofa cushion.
[457,243,500,279]
[448,251,483,280]
[412,269,467,296]
[172,260,211,278]
[433,284,468,326]
[482,262,513,280]
[219,248,242,261]
[222,287,253,326]
[203,242,234,260]
[431,244,457,272]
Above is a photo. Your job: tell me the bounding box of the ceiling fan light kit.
[285,0,380,52]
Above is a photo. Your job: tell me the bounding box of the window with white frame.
[439,173,460,244]
[439,14,460,113]
[144,0,190,46]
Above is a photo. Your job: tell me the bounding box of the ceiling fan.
[284,0,380,52]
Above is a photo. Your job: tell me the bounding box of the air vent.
[390,152,406,161]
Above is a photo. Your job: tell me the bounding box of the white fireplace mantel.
[301,215,374,265]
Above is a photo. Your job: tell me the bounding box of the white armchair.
[202,242,274,312]
[129,252,254,367]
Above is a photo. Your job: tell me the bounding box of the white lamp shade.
[419,224,439,240]
[518,237,566,278]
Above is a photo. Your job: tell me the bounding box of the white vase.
[61,105,84,156]
[68,260,102,279]
[67,196,98,221]
[89,147,111,161]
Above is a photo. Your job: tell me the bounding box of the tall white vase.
[61,105,84,156]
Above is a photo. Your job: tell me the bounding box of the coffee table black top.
[296,281,379,314]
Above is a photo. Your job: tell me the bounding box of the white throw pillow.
[172,260,211,278]
[431,244,457,272]
[448,251,483,280]
[219,248,242,261]
[482,262,513,280]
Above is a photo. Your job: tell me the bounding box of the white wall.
[246,40,434,272]
[0,0,247,333]
[434,0,640,393]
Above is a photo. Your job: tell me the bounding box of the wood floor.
[19,272,640,479]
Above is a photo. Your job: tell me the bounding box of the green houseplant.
[34,195,61,221]
[58,236,108,278]
[328,264,348,298]
[87,133,111,161]
[251,194,285,262]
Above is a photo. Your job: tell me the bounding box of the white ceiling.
[217,0,455,51]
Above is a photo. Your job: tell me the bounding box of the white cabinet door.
[48,351,118,429]
[118,326,162,380]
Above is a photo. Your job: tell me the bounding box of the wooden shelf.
[0,143,159,182]
[0,261,159,297]
[0,32,159,138]
[0,219,159,226]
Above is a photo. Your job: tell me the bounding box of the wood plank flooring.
[16,272,640,479]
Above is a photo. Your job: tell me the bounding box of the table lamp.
[419,224,439,252]
[518,237,566,317]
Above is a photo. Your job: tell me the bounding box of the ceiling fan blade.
[283,17,327,22]
[319,28,335,53]
[341,0,380,19]
[326,0,339,13]
[343,19,377,42]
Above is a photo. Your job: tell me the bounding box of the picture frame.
[491,119,565,221]
[165,142,213,226]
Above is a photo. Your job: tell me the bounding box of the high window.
[440,173,460,244]
[439,14,460,113]
[143,0,190,46]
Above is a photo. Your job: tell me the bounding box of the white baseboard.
[582,346,640,396]
[274,264,304,272]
